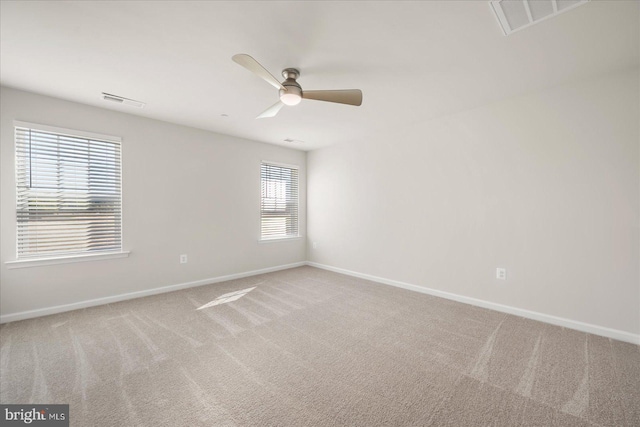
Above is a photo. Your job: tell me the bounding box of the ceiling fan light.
[280,92,302,106]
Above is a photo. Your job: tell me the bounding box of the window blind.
[15,124,122,258]
[260,162,299,239]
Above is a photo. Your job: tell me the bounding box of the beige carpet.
[1,266,638,426]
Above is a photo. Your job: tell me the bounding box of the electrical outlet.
[313,241,318,249]
[496,268,506,280]
[180,254,188,264]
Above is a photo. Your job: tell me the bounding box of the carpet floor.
[1,266,638,426]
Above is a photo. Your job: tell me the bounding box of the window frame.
[6,121,128,268]
[259,160,300,242]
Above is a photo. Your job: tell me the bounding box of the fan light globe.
[280,92,302,106]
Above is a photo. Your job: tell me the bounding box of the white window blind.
[15,123,122,259]
[260,162,299,239]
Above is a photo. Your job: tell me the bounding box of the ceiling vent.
[490,0,590,35]
[101,92,145,108]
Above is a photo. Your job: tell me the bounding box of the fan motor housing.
[279,68,302,105]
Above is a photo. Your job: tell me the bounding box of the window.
[14,122,122,259]
[260,162,299,240]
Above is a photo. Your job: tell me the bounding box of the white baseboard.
[306,262,640,345]
[3,260,638,345]
[0,262,306,324]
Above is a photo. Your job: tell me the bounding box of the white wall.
[308,68,639,337]
[0,87,306,318]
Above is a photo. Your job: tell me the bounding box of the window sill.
[258,236,302,244]
[5,251,130,269]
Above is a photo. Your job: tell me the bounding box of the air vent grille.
[490,0,590,35]
[101,92,145,108]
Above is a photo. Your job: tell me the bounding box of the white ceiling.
[1,1,638,151]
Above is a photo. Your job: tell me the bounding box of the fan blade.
[256,101,285,119]
[302,89,363,106]
[232,54,285,90]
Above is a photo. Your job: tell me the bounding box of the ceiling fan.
[232,54,363,119]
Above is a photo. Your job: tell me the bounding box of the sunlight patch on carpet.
[196,287,256,310]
